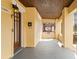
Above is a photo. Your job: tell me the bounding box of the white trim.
[14,48,23,56]
[10,48,23,59]
[40,39,54,41]
[12,0,26,13]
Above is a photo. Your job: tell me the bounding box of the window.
[73,12,77,44]
[43,23,55,32]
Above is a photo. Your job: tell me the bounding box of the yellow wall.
[34,11,42,46]
[56,9,65,43]
[1,0,27,58]
[64,8,77,50]
[1,0,13,59]
[1,0,12,10]
[24,8,35,47]
[42,19,55,39]
[21,12,27,47]
[24,7,41,47]
[1,1,42,58]
[63,8,73,49]
[55,19,62,41]
[1,11,13,59]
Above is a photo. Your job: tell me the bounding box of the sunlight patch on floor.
[40,39,64,47]
[57,41,63,47]
[75,53,77,59]
[40,39,54,41]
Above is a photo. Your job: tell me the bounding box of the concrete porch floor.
[13,40,75,59]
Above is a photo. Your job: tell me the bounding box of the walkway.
[13,39,75,59]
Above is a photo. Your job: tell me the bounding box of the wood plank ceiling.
[19,0,74,19]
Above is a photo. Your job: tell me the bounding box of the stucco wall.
[34,11,42,46]
[1,0,26,58]
[1,0,13,59]
[24,7,42,47]
[64,8,77,50]
[55,19,62,41]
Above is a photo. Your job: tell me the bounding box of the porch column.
[63,8,73,49]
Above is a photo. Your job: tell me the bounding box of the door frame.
[13,5,21,53]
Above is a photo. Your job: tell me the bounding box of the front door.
[14,11,21,52]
